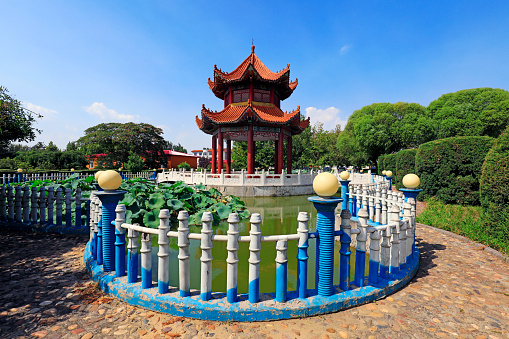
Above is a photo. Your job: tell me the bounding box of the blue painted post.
[340,179,350,212]
[348,184,354,214]
[89,196,97,261]
[200,212,213,301]
[248,213,262,303]
[354,209,368,287]
[275,238,288,302]
[47,187,54,225]
[30,186,37,224]
[339,209,352,291]
[23,186,30,223]
[387,176,393,190]
[403,201,413,264]
[85,199,90,229]
[75,188,81,227]
[65,188,72,227]
[308,196,342,297]
[39,187,46,224]
[157,209,170,293]
[14,186,22,223]
[55,188,63,226]
[6,186,14,222]
[368,227,381,285]
[390,206,401,275]
[115,204,127,278]
[140,232,152,289]
[400,188,423,203]
[96,198,103,265]
[127,225,139,283]
[95,190,126,272]
[371,172,375,183]
[177,210,190,297]
[17,171,22,184]
[226,213,240,303]
[0,186,6,222]
[297,212,309,299]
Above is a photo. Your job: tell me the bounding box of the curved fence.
[84,177,419,321]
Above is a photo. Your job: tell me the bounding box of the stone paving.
[1,225,508,339]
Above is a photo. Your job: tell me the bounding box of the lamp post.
[308,172,342,297]
[94,170,126,272]
[339,171,350,212]
[382,170,387,181]
[16,168,23,183]
[386,170,393,190]
[399,174,422,202]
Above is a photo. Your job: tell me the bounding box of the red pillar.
[218,129,223,174]
[211,135,217,174]
[274,140,279,174]
[278,131,284,175]
[287,135,293,174]
[226,139,231,174]
[249,82,254,102]
[247,125,254,174]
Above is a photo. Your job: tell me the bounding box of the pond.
[145,195,365,294]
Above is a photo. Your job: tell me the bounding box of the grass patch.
[416,198,509,256]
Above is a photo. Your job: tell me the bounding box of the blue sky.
[2,1,508,152]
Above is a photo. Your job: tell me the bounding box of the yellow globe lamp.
[313,172,339,198]
[382,170,387,176]
[339,171,350,180]
[71,168,75,172]
[17,168,23,173]
[94,170,104,181]
[402,174,420,189]
[386,170,393,177]
[97,170,122,191]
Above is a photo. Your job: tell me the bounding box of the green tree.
[177,161,191,171]
[337,102,433,166]
[124,152,145,172]
[0,86,42,152]
[163,141,188,153]
[428,88,509,139]
[76,122,166,168]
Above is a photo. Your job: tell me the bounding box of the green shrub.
[415,136,493,205]
[124,152,145,172]
[480,125,509,244]
[383,153,398,177]
[395,149,417,189]
[177,161,191,171]
[377,155,386,175]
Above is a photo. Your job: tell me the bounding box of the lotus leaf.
[146,193,165,209]
[143,209,161,228]
[167,199,184,211]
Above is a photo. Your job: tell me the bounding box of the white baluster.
[200,211,213,300]
[226,213,239,303]
[157,209,170,293]
[177,210,190,297]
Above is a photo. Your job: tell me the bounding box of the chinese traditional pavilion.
[196,46,310,174]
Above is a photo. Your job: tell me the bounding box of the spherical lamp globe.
[386,170,393,177]
[339,171,350,180]
[402,174,420,189]
[382,170,387,176]
[71,168,75,172]
[313,172,339,198]
[94,170,104,181]
[97,170,122,191]
[17,168,23,173]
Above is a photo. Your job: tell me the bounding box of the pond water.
[145,195,364,294]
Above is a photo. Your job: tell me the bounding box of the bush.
[177,162,191,171]
[377,155,386,175]
[480,126,509,244]
[415,136,493,205]
[395,149,417,189]
[124,153,145,172]
[383,153,398,176]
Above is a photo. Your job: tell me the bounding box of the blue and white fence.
[0,185,89,234]
[84,175,420,321]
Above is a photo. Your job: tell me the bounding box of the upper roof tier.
[196,101,310,136]
[208,45,298,101]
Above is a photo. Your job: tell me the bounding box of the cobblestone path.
[1,224,508,339]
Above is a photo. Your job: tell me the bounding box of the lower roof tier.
[196,101,310,135]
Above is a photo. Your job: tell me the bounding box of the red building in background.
[195,46,310,174]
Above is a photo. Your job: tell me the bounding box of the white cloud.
[339,44,352,55]
[23,102,58,120]
[305,106,348,130]
[83,102,138,122]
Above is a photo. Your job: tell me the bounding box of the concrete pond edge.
[84,241,420,321]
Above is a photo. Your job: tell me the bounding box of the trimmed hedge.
[395,149,417,189]
[377,155,387,175]
[415,136,493,205]
[480,126,509,243]
[383,154,398,177]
